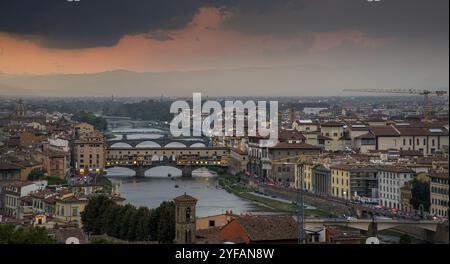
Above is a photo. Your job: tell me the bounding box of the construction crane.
[270,154,309,244]
[343,88,447,122]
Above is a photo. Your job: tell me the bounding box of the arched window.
[185,207,191,222]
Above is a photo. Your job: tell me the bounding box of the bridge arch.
[164,142,187,148]
[192,167,217,177]
[144,166,182,177]
[105,166,136,177]
[127,134,164,140]
[110,142,133,149]
[135,141,162,148]
[190,143,206,148]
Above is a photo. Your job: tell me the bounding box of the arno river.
[106,127,266,217]
[107,167,265,217]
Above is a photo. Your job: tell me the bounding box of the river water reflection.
[107,168,266,217]
[106,127,267,217]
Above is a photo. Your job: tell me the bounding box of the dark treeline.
[81,196,175,243]
[28,99,105,114]
[102,100,173,121]
[72,111,108,131]
[0,225,56,244]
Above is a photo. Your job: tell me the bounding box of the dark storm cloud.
[0,0,213,49]
[0,0,447,49]
[220,0,449,41]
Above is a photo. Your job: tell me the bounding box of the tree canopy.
[410,178,430,212]
[72,111,107,131]
[0,225,56,244]
[81,196,175,243]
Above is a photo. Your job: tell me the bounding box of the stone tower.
[15,99,25,118]
[174,193,197,244]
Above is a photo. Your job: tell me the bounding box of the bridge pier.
[360,222,378,237]
[182,165,192,177]
[135,166,146,177]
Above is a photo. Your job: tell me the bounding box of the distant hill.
[0,65,448,97]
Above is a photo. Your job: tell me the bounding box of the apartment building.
[320,121,345,151]
[357,124,449,156]
[378,166,415,209]
[74,130,106,174]
[429,171,449,218]
[330,164,378,200]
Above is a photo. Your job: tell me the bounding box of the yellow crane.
[343,88,447,122]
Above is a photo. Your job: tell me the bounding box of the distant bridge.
[305,218,438,232]
[304,218,448,243]
[107,136,209,149]
[103,116,150,129]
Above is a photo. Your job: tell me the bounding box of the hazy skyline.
[0,0,448,96]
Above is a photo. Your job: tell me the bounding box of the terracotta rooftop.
[235,215,298,242]
[174,193,198,203]
[369,126,400,136]
[330,164,355,171]
[379,165,414,173]
[355,132,375,139]
[429,171,449,180]
[195,227,223,244]
[278,130,306,141]
[321,121,344,127]
[269,142,321,150]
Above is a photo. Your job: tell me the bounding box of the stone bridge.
[106,147,230,177]
[107,137,209,149]
[104,116,151,129]
[304,218,447,243]
[106,162,223,177]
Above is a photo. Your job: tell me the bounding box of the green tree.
[134,207,152,241]
[0,225,55,244]
[81,196,115,234]
[28,168,46,181]
[119,204,136,240]
[101,204,120,235]
[410,179,430,212]
[154,201,175,244]
[72,111,107,131]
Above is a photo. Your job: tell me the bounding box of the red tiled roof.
[269,142,321,150]
[369,126,400,136]
[379,165,414,173]
[330,164,354,171]
[278,130,306,141]
[30,189,55,199]
[355,132,375,139]
[173,193,198,203]
[235,215,298,242]
[429,171,449,180]
[321,121,344,127]
[395,127,449,136]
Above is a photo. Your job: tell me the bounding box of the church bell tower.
[174,193,197,244]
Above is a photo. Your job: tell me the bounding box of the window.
[72,207,78,217]
[185,207,191,222]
